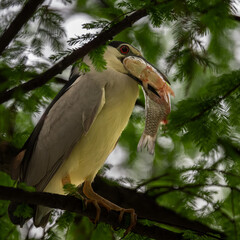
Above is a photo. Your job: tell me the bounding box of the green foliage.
[1,0,240,239]
[134,23,166,65]
[0,211,19,240]
[90,222,113,240]
[67,33,97,47]
[89,45,107,71]
[73,59,91,74]
[0,0,25,8]
[0,172,19,239]
[82,20,111,30]
[13,204,33,219]
[169,70,240,153]
[183,230,217,240]
[17,182,35,192]
[57,211,75,230]
[0,171,15,187]
[63,183,79,197]
[49,48,73,62]
[79,62,90,73]
[66,216,113,240]
[33,6,66,52]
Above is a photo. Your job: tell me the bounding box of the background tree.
[0,0,240,239]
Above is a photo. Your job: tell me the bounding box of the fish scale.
[137,90,170,154]
[144,96,166,136]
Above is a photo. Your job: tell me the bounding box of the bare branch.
[147,183,240,197]
[136,163,240,191]
[0,0,44,55]
[0,9,147,104]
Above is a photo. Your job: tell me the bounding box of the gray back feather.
[20,73,105,191]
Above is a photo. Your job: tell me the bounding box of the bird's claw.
[118,208,137,237]
[84,198,137,236]
[84,198,101,224]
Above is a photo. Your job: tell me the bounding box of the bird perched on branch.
[8,41,165,233]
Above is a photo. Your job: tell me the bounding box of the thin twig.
[179,189,233,223]
[135,173,170,190]
[148,183,240,196]
[136,166,240,191]
[5,226,16,240]
[0,0,45,55]
[232,15,240,22]
[231,189,238,240]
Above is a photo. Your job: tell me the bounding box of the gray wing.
[21,74,105,191]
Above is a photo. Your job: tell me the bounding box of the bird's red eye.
[120,45,129,54]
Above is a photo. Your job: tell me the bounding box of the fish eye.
[119,45,130,55]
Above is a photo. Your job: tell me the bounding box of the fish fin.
[137,133,156,155]
[161,119,168,125]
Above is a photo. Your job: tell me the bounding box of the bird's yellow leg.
[83,180,137,235]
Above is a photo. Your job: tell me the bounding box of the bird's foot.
[84,198,101,224]
[83,181,137,236]
[117,207,137,236]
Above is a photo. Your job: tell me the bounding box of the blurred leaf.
[13,204,33,219]
[1,0,240,239]
[0,171,15,187]
[89,45,107,71]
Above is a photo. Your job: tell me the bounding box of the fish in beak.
[123,56,174,103]
[123,56,175,154]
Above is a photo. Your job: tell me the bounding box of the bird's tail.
[8,202,51,228]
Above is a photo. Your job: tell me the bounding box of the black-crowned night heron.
[9,41,163,231]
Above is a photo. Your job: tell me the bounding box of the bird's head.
[106,41,142,72]
[105,41,172,101]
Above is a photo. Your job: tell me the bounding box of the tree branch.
[0,185,184,240]
[136,166,240,191]
[0,182,225,240]
[0,143,225,240]
[54,77,68,85]
[0,0,44,55]
[0,9,147,104]
[92,177,224,239]
[232,14,240,22]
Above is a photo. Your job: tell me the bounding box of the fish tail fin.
[137,133,156,155]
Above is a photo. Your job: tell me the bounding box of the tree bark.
[0,185,184,240]
[0,177,224,240]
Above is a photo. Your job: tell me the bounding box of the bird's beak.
[123,56,174,103]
